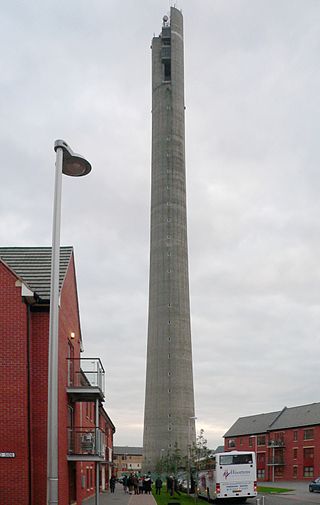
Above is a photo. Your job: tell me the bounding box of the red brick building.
[224,402,320,482]
[113,446,143,477]
[0,247,115,505]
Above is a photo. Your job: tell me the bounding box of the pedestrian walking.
[138,476,144,494]
[144,474,152,494]
[155,476,163,495]
[128,473,134,494]
[167,475,174,496]
[123,475,128,493]
[110,475,116,493]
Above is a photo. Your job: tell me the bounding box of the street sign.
[0,453,15,458]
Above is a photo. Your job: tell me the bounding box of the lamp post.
[187,416,197,495]
[47,140,92,505]
[159,448,165,475]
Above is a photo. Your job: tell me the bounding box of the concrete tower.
[143,7,195,471]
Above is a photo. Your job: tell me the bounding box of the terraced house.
[224,402,320,481]
[0,247,115,505]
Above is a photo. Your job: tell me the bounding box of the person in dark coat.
[122,475,128,493]
[144,474,152,494]
[110,475,116,493]
[155,477,163,494]
[167,475,174,496]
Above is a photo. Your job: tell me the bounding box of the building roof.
[212,445,225,454]
[224,402,320,438]
[224,411,281,437]
[0,246,73,302]
[270,403,320,430]
[113,446,143,456]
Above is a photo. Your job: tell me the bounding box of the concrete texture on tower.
[143,7,195,471]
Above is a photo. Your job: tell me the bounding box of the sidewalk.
[84,483,158,505]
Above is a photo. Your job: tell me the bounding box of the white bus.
[197,450,257,503]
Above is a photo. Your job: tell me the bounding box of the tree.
[189,429,212,492]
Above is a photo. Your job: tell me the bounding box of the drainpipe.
[26,303,33,505]
[95,398,100,505]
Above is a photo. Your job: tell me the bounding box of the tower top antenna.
[163,15,169,26]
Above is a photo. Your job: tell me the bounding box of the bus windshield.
[219,454,253,465]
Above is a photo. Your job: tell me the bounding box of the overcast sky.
[1,0,320,450]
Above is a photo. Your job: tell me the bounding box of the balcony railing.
[267,458,285,466]
[68,427,106,459]
[67,358,105,397]
[268,440,285,447]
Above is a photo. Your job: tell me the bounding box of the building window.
[257,469,265,480]
[275,466,284,478]
[303,447,314,469]
[164,62,171,81]
[304,429,314,440]
[228,439,236,448]
[257,435,266,446]
[293,430,298,442]
[240,438,243,446]
[257,453,266,467]
[293,448,298,459]
[304,466,314,477]
[293,466,298,479]
[249,437,253,447]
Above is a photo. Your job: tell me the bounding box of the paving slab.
[84,483,157,505]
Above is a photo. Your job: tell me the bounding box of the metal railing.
[67,358,105,395]
[267,458,285,466]
[268,440,284,447]
[68,427,106,458]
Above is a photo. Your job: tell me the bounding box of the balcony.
[267,458,285,466]
[67,358,105,402]
[268,440,285,447]
[67,427,106,462]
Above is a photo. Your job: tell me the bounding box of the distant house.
[113,446,143,476]
[0,247,115,505]
[224,402,320,481]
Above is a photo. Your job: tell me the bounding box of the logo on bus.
[223,469,250,480]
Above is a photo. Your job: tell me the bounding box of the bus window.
[219,454,253,465]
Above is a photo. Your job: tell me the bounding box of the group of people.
[122,473,154,494]
[109,473,164,495]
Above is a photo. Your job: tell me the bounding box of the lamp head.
[54,139,92,177]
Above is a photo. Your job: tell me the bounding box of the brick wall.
[225,426,320,481]
[1,254,113,504]
[0,263,29,504]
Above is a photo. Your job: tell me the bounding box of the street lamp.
[47,140,92,505]
[187,416,197,495]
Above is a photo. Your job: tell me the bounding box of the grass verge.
[152,488,196,505]
[257,486,293,494]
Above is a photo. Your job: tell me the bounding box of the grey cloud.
[1,0,320,450]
